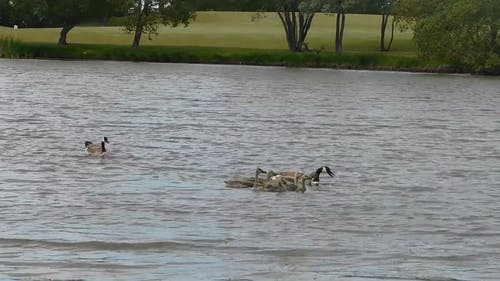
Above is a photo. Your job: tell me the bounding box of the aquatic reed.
[0,37,29,58]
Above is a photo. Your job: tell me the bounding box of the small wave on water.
[0,238,218,252]
[341,275,466,281]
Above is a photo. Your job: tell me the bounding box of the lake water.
[0,59,499,281]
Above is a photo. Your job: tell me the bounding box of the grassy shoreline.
[0,12,416,54]
[0,39,458,74]
[0,12,460,73]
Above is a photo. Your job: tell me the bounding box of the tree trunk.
[132,27,143,48]
[380,14,395,52]
[297,12,314,52]
[339,13,345,53]
[278,10,314,52]
[131,4,146,49]
[335,13,340,53]
[278,11,295,52]
[387,17,395,51]
[380,14,388,51]
[132,9,145,48]
[335,12,345,54]
[58,24,75,45]
[491,25,499,54]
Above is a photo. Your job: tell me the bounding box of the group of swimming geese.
[84,137,335,193]
[224,166,336,193]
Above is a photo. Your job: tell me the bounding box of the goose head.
[311,166,335,184]
[255,167,267,176]
[102,137,110,151]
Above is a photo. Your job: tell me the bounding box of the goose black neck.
[311,172,320,182]
[101,141,106,152]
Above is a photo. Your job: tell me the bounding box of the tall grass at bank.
[0,40,455,73]
[0,37,29,58]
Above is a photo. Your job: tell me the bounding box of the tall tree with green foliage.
[0,0,12,27]
[276,0,322,52]
[123,0,196,48]
[9,0,124,45]
[48,0,98,45]
[396,0,500,74]
[377,0,396,51]
[322,0,356,54]
[9,0,47,28]
[196,0,275,11]
[393,0,444,29]
[258,0,322,52]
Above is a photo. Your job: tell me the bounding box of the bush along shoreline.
[0,38,463,74]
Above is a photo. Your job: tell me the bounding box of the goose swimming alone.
[84,137,109,157]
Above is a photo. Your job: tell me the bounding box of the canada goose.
[276,166,335,186]
[283,174,311,192]
[295,174,312,192]
[267,171,299,185]
[225,167,267,188]
[84,137,109,157]
[310,166,335,185]
[254,174,311,193]
[253,176,289,192]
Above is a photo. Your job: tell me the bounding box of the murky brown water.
[0,59,499,281]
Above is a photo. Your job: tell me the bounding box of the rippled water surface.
[0,59,499,281]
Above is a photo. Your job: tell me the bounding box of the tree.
[377,0,396,51]
[334,0,397,52]
[123,0,196,48]
[395,0,500,74]
[9,0,48,28]
[256,0,322,52]
[323,0,356,54]
[50,0,94,45]
[195,0,275,11]
[415,0,499,73]
[276,0,323,52]
[0,0,12,27]
[9,0,124,45]
[350,0,381,14]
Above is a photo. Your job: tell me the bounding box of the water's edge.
[0,42,463,74]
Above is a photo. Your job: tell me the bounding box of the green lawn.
[0,11,416,55]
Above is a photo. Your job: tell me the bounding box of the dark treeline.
[0,0,387,27]
[196,0,384,13]
[195,0,275,11]
[0,0,11,26]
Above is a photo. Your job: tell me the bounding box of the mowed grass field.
[0,12,416,55]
